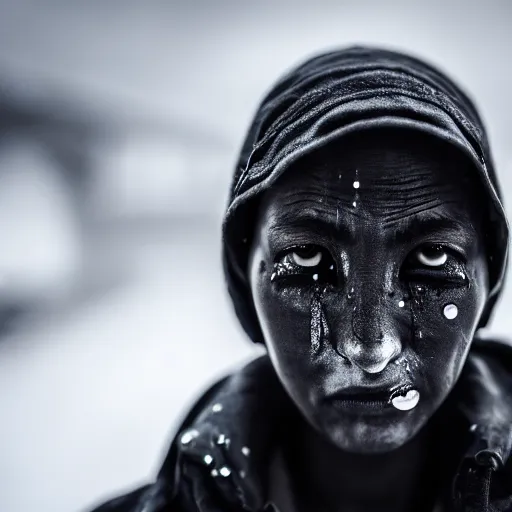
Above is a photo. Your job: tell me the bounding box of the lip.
[324,384,415,414]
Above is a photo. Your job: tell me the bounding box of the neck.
[283,417,438,512]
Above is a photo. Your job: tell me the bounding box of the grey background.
[0,1,510,511]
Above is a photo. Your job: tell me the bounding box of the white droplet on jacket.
[241,446,251,456]
[180,429,199,445]
[204,454,213,465]
[219,466,231,477]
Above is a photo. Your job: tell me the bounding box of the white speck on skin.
[391,389,420,411]
[443,304,458,320]
[353,181,360,189]
[352,201,357,207]
[398,300,405,308]
[212,403,223,413]
[312,274,319,281]
[271,272,276,281]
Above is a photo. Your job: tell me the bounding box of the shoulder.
[86,481,185,512]
[85,372,236,512]
[87,485,151,511]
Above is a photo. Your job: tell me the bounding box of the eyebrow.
[391,213,478,245]
[268,207,352,241]
[268,207,478,247]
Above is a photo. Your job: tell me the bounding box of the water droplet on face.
[310,291,329,354]
[204,454,213,465]
[241,446,251,456]
[353,181,360,189]
[180,429,199,445]
[312,274,319,281]
[219,466,231,477]
[398,300,405,308]
[443,304,458,320]
[391,389,420,411]
[212,403,223,413]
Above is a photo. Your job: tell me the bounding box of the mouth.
[325,384,417,414]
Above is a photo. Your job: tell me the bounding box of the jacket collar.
[162,339,512,511]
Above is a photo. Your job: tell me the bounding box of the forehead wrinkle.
[384,208,478,246]
[266,202,354,243]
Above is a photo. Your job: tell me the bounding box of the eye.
[291,247,322,267]
[402,243,467,287]
[416,245,448,267]
[272,244,336,285]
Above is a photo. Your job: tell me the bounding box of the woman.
[88,47,512,511]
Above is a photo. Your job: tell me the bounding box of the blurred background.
[0,1,510,511]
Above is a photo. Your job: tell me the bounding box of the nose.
[336,286,403,374]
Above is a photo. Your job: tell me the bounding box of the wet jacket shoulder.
[86,338,512,512]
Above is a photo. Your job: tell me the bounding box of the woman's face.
[248,134,489,453]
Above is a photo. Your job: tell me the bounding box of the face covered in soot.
[248,130,489,454]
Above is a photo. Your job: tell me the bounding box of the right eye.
[272,244,336,285]
[291,247,323,267]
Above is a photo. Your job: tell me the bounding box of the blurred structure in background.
[0,1,510,511]
[0,96,91,331]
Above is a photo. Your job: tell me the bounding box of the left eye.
[402,243,467,286]
[416,245,448,267]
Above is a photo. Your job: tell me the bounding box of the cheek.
[253,274,312,354]
[250,260,321,382]
[409,274,487,398]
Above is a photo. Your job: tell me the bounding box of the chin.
[324,417,419,454]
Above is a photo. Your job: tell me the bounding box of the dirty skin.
[247,130,489,510]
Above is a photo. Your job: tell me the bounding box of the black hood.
[222,46,509,343]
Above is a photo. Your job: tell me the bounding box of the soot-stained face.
[248,131,489,454]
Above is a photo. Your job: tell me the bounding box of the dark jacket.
[87,337,512,512]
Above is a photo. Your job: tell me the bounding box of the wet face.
[248,132,489,454]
